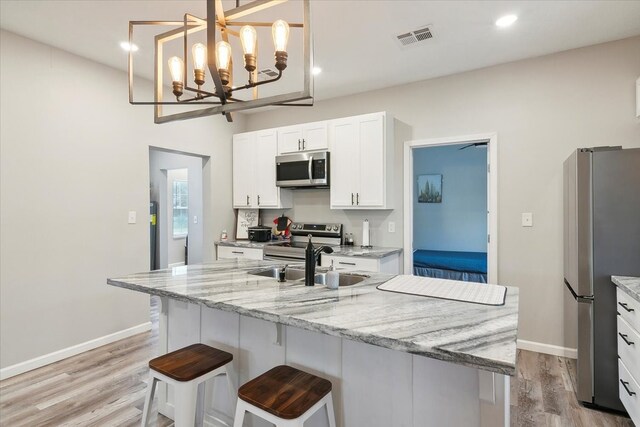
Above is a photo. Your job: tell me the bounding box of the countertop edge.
[107,278,516,376]
[611,275,640,303]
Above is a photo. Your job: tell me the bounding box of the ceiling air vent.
[257,68,279,81]
[395,25,433,49]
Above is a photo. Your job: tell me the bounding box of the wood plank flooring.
[0,296,634,426]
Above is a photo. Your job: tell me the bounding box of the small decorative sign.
[236,209,259,240]
[417,174,442,203]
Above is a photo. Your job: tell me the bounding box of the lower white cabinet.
[616,288,640,425]
[217,245,263,260]
[320,253,401,274]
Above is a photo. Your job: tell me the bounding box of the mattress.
[413,249,487,274]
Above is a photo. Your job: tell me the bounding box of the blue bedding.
[413,250,487,274]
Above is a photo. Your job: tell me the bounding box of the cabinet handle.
[357,193,360,205]
[339,261,357,266]
[298,139,301,150]
[619,333,635,346]
[231,251,244,254]
[620,379,637,396]
[246,195,250,206]
[619,302,635,312]
[302,138,306,150]
[257,195,260,206]
[351,193,354,205]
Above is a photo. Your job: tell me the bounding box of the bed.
[413,249,487,283]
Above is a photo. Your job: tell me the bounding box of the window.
[172,180,188,237]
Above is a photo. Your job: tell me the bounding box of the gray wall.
[413,144,488,252]
[246,36,640,350]
[0,30,242,369]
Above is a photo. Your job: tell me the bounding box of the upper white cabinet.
[232,130,292,209]
[277,121,328,154]
[329,112,394,209]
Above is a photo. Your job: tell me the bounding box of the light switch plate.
[128,211,137,224]
[388,221,396,233]
[522,212,533,227]
[193,215,198,224]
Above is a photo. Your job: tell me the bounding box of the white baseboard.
[0,322,152,381]
[517,339,577,359]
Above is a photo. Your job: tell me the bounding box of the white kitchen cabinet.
[616,287,640,425]
[277,121,328,154]
[320,253,401,274]
[216,245,263,260]
[329,112,394,209]
[232,130,292,209]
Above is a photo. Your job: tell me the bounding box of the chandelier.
[128,0,313,123]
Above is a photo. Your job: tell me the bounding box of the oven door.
[276,152,329,188]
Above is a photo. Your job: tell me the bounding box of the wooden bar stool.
[141,343,235,427]
[233,365,336,427]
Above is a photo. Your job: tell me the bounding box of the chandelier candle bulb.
[167,56,184,97]
[191,43,207,85]
[240,25,258,72]
[215,41,232,85]
[272,19,290,70]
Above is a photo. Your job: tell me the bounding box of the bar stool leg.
[325,392,337,427]
[224,366,237,413]
[232,399,249,427]
[140,376,158,427]
[173,381,198,427]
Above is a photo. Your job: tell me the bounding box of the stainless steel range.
[263,222,343,261]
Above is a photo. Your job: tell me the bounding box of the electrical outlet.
[128,211,137,224]
[388,221,396,233]
[193,215,198,224]
[521,213,533,227]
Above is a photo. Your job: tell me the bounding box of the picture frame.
[235,209,259,240]
[417,174,443,203]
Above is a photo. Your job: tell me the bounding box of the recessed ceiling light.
[495,14,518,28]
[312,66,322,75]
[120,41,139,52]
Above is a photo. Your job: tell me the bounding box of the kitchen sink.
[249,267,306,281]
[248,267,368,287]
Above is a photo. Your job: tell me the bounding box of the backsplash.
[260,188,404,248]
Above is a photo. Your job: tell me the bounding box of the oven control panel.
[290,223,342,237]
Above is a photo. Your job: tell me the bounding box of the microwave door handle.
[308,156,313,181]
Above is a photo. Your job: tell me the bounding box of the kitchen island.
[108,259,519,427]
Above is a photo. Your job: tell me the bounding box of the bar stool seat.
[141,343,235,427]
[233,365,336,427]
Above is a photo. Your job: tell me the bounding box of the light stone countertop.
[612,276,640,303]
[107,259,519,375]
[215,240,282,249]
[330,246,403,258]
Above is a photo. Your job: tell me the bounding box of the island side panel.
[285,326,344,427]
[200,307,241,423]
[412,354,480,426]
[342,339,414,426]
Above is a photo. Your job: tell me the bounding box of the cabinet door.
[302,122,328,151]
[254,130,279,207]
[232,133,255,208]
[330,118,360,207]
[357,113,385,207]
[277,126,303,154]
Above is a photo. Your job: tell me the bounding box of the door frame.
[403,133,498,284]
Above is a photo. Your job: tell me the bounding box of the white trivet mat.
[377,275,506,306]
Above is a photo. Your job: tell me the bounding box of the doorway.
[403,133,498,284]
[149,148,207,270]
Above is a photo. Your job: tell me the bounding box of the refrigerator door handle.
[564,278,594,302]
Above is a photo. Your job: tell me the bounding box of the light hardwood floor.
[0,297,634,426]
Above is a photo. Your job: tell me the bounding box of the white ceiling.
[2,0,640,103]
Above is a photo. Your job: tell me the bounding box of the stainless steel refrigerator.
[563,146,640,412]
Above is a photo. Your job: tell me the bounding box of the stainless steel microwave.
[276,151,330,188]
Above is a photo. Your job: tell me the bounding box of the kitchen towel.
[377,275,506,306]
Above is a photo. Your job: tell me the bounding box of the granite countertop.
[107,259,519,376]
[612,276,640,303]
[330,246,403,258]
[215,240,282,249]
